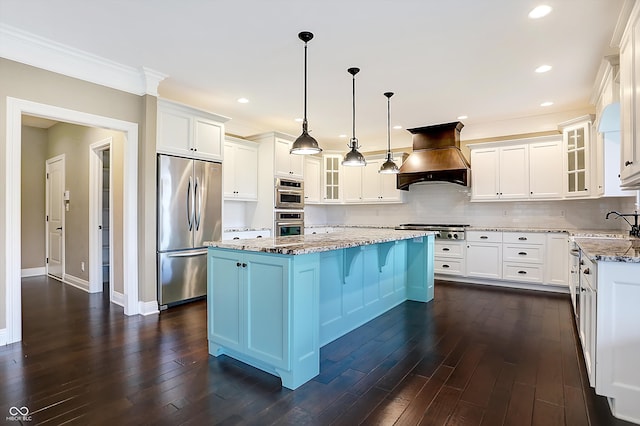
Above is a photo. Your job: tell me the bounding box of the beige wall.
[1,58,158,331]
[47,123,125,291]
[21,125,48,269]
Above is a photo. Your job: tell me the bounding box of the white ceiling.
[0,0,626,151]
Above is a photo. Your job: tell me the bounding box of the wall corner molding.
[0,24,167,96]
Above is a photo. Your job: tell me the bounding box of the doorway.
[5,97,141,345]
[89,138,113,299]
[45,155,65,279]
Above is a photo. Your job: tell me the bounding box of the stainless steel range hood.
[397,121,470,190]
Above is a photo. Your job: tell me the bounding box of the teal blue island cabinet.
[206,228,435,389]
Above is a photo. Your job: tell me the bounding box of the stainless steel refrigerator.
[157,154,222,308]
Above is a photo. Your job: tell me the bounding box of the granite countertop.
[573,237,640,263]
[206,228,436,255]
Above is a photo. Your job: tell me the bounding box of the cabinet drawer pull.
[256,235,263,238]
[442,264,450,268]
[442,247,450,252]
[233,237,240,240]
[518,237,527,241]
[480,236,488,239]
[625,160,634,167]
[518,252,527,256]
[517,270,527,275]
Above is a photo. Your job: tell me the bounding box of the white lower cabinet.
[466,231,502,279]
[454,231,567,288]
[434,240,465,275]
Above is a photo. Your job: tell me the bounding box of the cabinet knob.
[236,262,241,267]
[583,268,590,275]
[242,263,247,268]
[625,160,633,167]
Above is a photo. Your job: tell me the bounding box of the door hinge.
[46,257,49,264]
[46,215,49,221]
[46,172,49,179]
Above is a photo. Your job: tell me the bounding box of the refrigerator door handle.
[187,176,193,231]
[166,249,208,257]
[195,176,201,231]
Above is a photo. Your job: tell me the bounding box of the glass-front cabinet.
[561,117,592,198]
[323,154,342,203]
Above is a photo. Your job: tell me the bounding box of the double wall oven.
[274,177,304,236]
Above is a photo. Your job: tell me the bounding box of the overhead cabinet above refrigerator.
[157,154,222,308]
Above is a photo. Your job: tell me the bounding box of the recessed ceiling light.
[294,118,303,122]
[535,65,552,73]
[457,115,468,120]
[393,125,403,130]
[339,134,347,138]
[529,5,552,19]
[540,101,554,107]
[237,97,249,104]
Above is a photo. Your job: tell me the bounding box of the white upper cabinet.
[470,144,528,201]
[529,139,563,199]
[560,118,591,197]
[470,147,500,200]
[619,6,640,188]
[157,99,228,161]
[342,156,404,204]
[470,136,564,202]
[303,156,321,204]
[322,154,342,203]
[499,145,529,199]
[223,137,258,201]
[274,137,304,178]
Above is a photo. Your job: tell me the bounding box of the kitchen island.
[206,228,435,389]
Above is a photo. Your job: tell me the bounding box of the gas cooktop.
[395,224,469,239]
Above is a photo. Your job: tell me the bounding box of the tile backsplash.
[307,183,638,231]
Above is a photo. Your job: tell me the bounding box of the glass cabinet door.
[323,155,341,202]
[564,123,589,196]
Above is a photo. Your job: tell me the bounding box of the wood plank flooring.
[0,276,632,425]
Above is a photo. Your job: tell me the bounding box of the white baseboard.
[112,291,125,307]
[61,274,90,293]
[0,328,6,346]
[21,267,46,277]
[139,300,159,316]
[435,274,570,294]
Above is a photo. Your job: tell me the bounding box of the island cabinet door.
[244,254,290,370]
[208,251,244,353]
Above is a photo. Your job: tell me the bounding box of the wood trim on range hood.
[397,121,470,190]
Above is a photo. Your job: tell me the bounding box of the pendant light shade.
[291,31,322,155]
[342,67,366,167]
[379,92,400,174]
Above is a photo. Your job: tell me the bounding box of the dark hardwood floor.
[0,276,631,425]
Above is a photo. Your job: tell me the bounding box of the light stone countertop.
[573,237,640,263]
[206,228,436,255]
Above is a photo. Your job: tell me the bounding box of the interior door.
[46,156,65,278]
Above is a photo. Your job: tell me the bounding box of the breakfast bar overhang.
[206,229,435,389]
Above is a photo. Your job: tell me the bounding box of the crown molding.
[0,24,167,96]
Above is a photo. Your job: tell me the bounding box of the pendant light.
[290,31,322,155]
[342,67,366,166]
[379,92,400,174]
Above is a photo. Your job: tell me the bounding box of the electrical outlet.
[560,210,565,217]
[81,262,85,272]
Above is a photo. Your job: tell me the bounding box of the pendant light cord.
[303,41,308,129]
[351,72,356,146]
[387,96,391,152]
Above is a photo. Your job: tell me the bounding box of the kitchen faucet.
[605,211,640,237]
